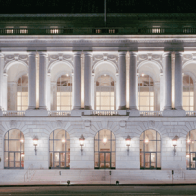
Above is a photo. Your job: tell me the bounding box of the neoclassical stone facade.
[1,13,196,183]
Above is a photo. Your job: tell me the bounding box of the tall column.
[50,82,57,110]
[46,73,51,111]
[163,52,172,110]
[91,73,95,110]
[73,51,82,110]
[27,52,36,110]
[0,53,4,114]
[154,81,160,111]
[194,82,196,111]
[118,51,126,110]
[129,52,138,110]
[8,82,17,110]
[2,73,7,111]
[39,51,48,110]
[160,73,164,111]
[84,51,92,110]
[175,52,183,110]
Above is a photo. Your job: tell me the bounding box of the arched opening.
[94,129,115,169]
[140,129,161,169]
[49,129,70,169]
[4,129,24,169]
[183,74,194,111]
[186,130,196,169]
[56,74,72,111]
[17,74,28,111]
[138,74,154,111]
[95,75,115,110]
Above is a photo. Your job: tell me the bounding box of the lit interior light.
[141,73,144,77]
[104,74,107,76]
[66,74,69,77]
[186,154,190,158]
[62,139,66,143]
[20,139,24,143]
[21,153,24,157]
[103,138,107,144]
[187,139,191,143]
[144,138,149,143]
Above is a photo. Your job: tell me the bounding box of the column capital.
[0,53,4,58]
[27,50,36,56]
[73,51,82,55]
[163,52,172,57]
[129,51,137,56]
[83,50,92,56]
[174,51,183,56]
[118,51,127,56]
[38,51,48,57]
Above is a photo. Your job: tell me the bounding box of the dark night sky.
[0,0,195,14]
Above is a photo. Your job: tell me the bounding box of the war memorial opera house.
[1,13,196,183]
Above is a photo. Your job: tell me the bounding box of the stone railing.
[92,110,118,116]
[48,111,71,116]
[3,111,25,116]
[186,111,196,116]
[140,111,163,116]
[1,27,196,35]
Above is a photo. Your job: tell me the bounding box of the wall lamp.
[33,136,38,155]
[172,135,179,156]
[79,134,85,155]
[125,135,131,155]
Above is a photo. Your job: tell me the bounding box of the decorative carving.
[4,54,28,72]
[149,120,155,127]
[56,120,63,128]
[10,120,17,128]
[92,53,118,72]
[48,54,73,72]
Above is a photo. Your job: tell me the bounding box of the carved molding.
[92,53,118,72]
[48,53,73,72]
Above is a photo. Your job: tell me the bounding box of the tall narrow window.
[140,129,161,169]
[96,75,115,110]
[49,129,70,169]
[183,74,194,111]
[186,130,196,170]
[17,74,28,111]
[4,129,24,169]
[94,129,115,169]
[138,74,154,111]
[57,75,72,111]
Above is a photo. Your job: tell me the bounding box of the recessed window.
[57,74,72,111]
[17,74,28,111]
[183,74,194,111]
[138,74,154,111]
[4,129,24,169]
[50,29,59,34]
[96,75,115,110]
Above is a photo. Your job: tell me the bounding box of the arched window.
[17,74,28,111]
[96,75,115,110]
[57,75,72,111]
[186,130,196,169]
[183,74,194,111]
[4,129,24,169]
[94,129,115,169]
[138,74,154,111]
[140,129,161,169]
[49,129,70,169]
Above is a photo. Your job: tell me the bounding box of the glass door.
[99,152,111,169]
[190,153,196,169]
[8,152,23,169]
[143,152,157,169]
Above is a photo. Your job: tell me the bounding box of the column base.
[25,109,48,116]
[71,110,83,117]
[84,106,92,110]
[117,110,127,115]
[162,109,186,116]
[118,106,126,110]
[73,106,81,110]
[128,109,140,116]
[0,109,3,116]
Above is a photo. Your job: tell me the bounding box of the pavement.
[0,185,196,195]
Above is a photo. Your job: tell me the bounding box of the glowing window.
[57,75,72,111]
[138,74,154,111]
[96,75,115,110]
[17,74,28,111]
[183,74,194,111]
